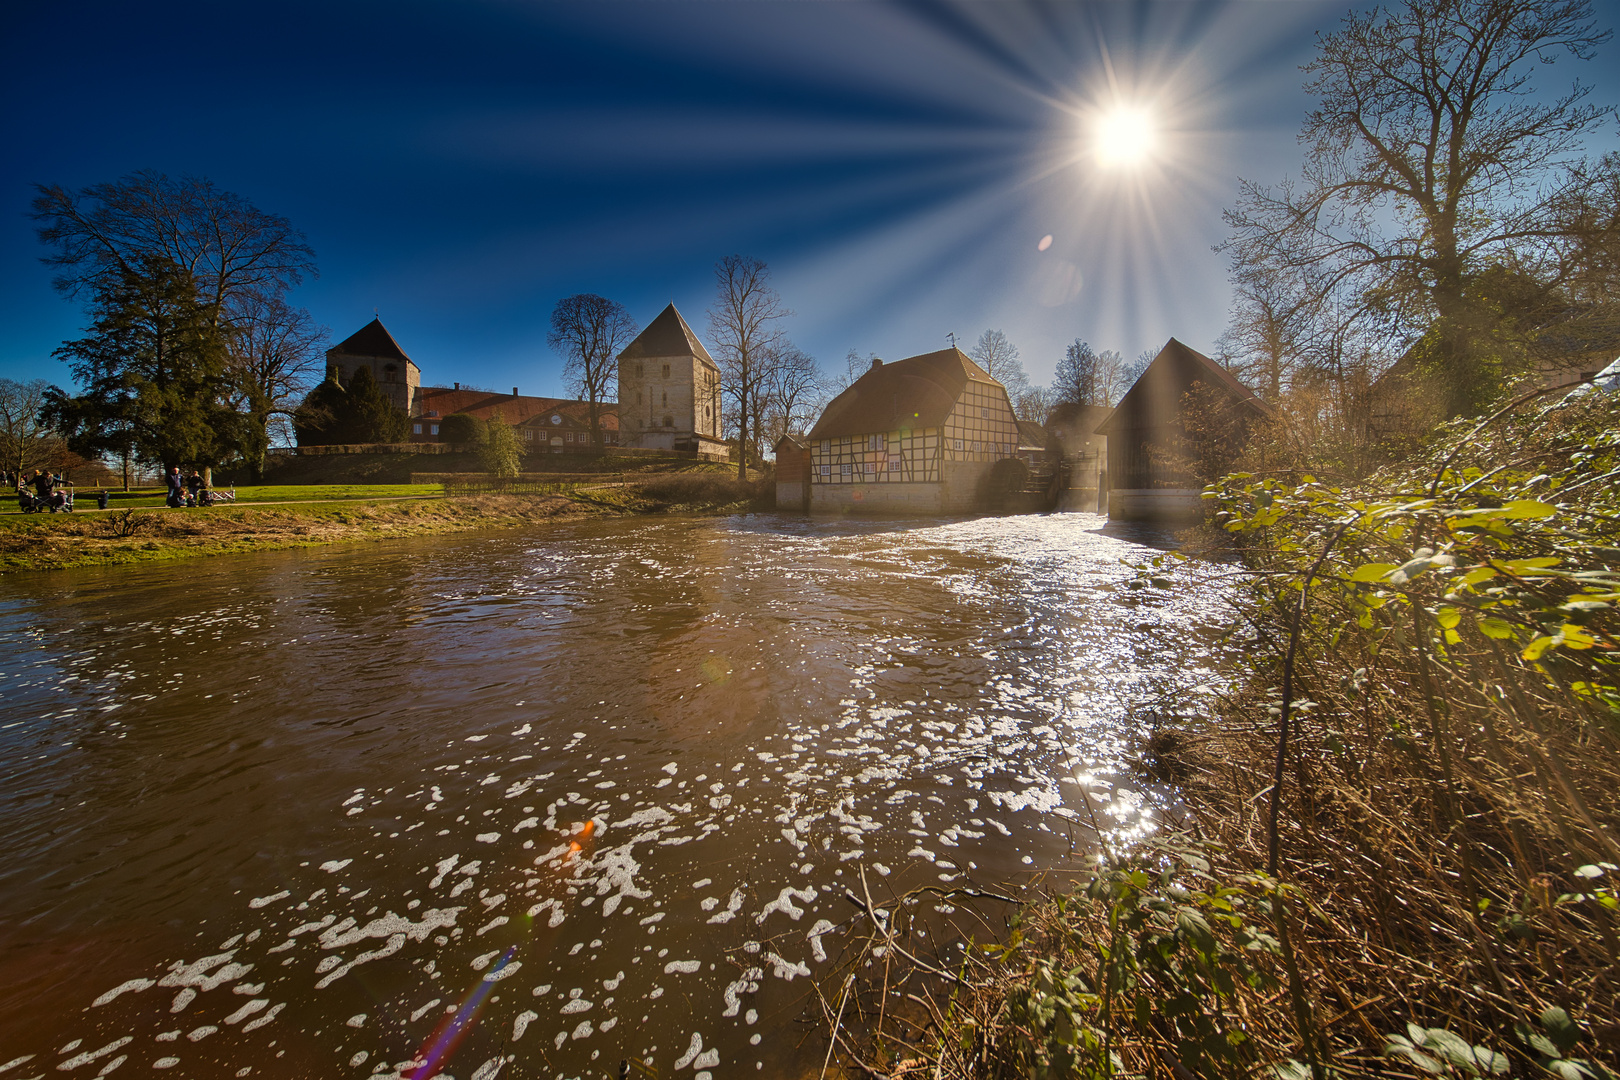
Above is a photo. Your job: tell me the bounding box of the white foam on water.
[319,859,352,873]
[673,1033,703,1069]
[240,1003,285,1032]
[57,1038,131,1071]
[512,1010,538,1041]
[246,891,289,909]
[662,960,699,975]
[89,979,155,1007]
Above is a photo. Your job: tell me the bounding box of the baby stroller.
[49,487,73,512]
[17,489,43,513]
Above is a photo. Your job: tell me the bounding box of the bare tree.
[1013,384,1055,424]
[1223,0,1618,416]
[827,349,877,396]
[0,378,63,481]
[1215,263,1315,401]
[229,293,327,478]
[708,256,790,480]
[760,343,822,449]
[32,171,317,334]
[970,329,1028,396]
[547,294,639,449]
[1054,339,1098,406]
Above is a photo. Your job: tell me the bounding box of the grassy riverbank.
[0,474,773,571]
[821,391,1620,1078]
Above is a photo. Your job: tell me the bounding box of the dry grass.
[811,393,1620,1078]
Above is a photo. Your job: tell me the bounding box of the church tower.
[616,304,725,460]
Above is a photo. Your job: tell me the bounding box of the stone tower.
[616,304,726,459]
[326,318,421,415]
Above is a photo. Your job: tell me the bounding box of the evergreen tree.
[292,366,408,445]
[51,257,235,470]
[342,367,408,443]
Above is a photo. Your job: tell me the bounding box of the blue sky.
[4,0,1617,397]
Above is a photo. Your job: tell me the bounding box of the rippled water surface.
[0,512,1230,1079]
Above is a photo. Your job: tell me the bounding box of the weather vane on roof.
[947,332,957,348]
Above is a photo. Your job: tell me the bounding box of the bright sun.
[1094,105,1157,167]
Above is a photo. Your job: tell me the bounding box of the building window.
[636,390,642,403]
[953,439,964,451]
[413,423,422,435]
[864,460,876,474]
[841,463,852,476]
[636,363,644,377]
[867,433,880,451]
[980,406,989,418]
[888,455,901,472]
[662,391,668,406]
[662,364,671,377]
[820,440,830,453]
[430,424,440,436]
[664,416,674,428]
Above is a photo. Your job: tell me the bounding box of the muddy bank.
[0,495,608,571]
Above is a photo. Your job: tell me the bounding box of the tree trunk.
[736,360,749,482]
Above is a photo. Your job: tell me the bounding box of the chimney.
[454,382,460,390]
[513,386,519,397]
[870,357,883,370]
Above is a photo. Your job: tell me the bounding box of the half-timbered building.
[805,348,1019,513]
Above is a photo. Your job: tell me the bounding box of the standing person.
[166,466,186,508]
[185,470,204,507]
[31,469,53,500]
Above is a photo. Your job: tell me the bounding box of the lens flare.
[408,946,516,1079]
[1093,105,1156,167]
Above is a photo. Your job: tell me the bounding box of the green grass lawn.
[10,483,446,511]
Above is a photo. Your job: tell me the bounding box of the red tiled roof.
[331,318,415,364]
[416,387,618,429]
[808,347,998,438]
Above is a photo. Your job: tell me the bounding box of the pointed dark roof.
[808,347,1002,438]
[330,318,414,364]
[1095,338,1269,435]
[617,304,716,367]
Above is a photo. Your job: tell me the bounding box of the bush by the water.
[814,389,1620,1079]
[633,472,772,509]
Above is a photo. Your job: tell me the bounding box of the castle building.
[805,347,1020,513]
[616,304,726,460]
[325,318,420,415]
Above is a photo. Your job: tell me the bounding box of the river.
[0,511,1229,1079]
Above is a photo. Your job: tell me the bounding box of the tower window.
[662,364,671,378]
[636,363,644,377]
[663,416,674,428]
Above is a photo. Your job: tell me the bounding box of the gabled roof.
[618,304,716,368]
[808,347,1000,439]
[1046,402,1113,447]
[416,386,618,429]
[330,318,415,365]
[1016,421,1050,450]
[1095,338,1269,435]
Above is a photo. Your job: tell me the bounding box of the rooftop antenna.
[947,331,957,348]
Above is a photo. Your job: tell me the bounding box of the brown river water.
[0,511,1230,1079]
